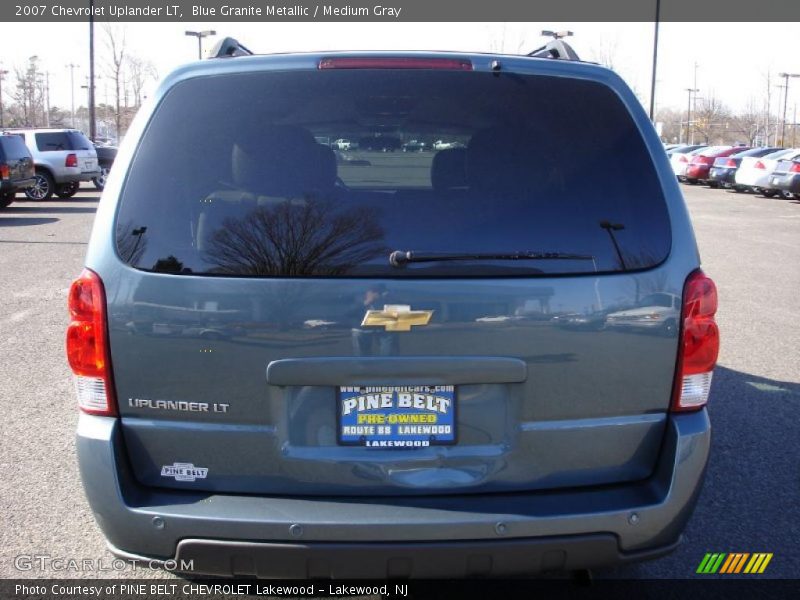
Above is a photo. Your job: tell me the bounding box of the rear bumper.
[769,173,800,193]
[0,178,35,193]
[110,534,680,578]
[76,409,710,577]
[55,171,101,183]
[708,168,735,184]
[684,167,703,179]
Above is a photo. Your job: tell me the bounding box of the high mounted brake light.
[66,268,117,416]
[671,270,719,412]
[318,57,473,70]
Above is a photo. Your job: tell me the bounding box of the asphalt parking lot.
[0,183,797,580]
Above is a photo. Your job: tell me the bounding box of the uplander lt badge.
[128,398,230,413]
[161,463,208,482]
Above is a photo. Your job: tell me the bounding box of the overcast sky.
[1,21,798,121]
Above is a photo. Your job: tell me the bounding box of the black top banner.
[3,0,800,22]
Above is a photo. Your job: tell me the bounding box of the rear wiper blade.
[389,250,596,268]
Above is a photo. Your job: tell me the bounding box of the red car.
[684,146,750,184]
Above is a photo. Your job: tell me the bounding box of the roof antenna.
[527,30,580,61]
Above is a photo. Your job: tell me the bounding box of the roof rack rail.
[210,37,254,59]
[527,31,580,61]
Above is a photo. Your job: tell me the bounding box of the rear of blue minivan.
[70,53,718,577]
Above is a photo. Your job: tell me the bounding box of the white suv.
[1,128,100,200]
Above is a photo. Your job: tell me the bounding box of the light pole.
[81,80,94,130]
[0,68,8,127]
[685,88,699,145]
[66,63,79,128]
[778,72,800,146]
[648,0,661,122]
[88,0,96,140]
[185,30,217,59]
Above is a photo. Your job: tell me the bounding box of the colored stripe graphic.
[697,553,727,573]
[733,553,750,573]
[701,552,773,574]
[720,553,749,574]
[696,553,713,573]
[758,554,773,573]
[719,554,736,574]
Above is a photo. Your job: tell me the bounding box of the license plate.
[83,160,95,170]
[772,178,780,186]
[338,385,456,447]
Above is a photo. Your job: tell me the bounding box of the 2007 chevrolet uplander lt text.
[68,41,719,578]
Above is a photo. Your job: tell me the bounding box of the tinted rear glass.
[0,135,30,160]
[734,147,776,158]
[35,131,91,151]
[116,68,671,277]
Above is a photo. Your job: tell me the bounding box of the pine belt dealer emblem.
[161,463,208,482]
[361,305,433,332]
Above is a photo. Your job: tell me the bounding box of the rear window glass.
[35,131,91,152]
[734,147,773,158]
[0,135,30,160]
[116,69,671,278]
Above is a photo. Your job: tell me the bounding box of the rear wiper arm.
[389,250,596,268]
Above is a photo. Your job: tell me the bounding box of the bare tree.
[12,56,46,127]
[655,107,683,143]
[590,37,619,70]
[487,24,528,54]
[693,93,730,144]
[126,56,157,108]
[205,199,387,276]
[729,98,763,146]
[103,24,127,139]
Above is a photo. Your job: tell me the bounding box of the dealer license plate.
[338,385,456,447]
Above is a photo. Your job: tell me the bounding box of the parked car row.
[0,128,117,207]
[666,142,800,198]
[329,136,465,153]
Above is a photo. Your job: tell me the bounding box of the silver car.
[1,128,100,200]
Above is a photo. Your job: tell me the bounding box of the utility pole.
[692,63,699,144]
[778,72,800,147]
[793,103,797,148]
[66,63,79,128]
[685,88,698,146]
[648,0,661,122]
[45,72,50,127]
[0,68,8,127]
[88,0,96,140]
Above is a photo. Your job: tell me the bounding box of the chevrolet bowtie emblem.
[361,305,433,332]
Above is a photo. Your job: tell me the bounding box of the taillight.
[791,162,800,173]
[66,268,117,416]
[679,155,688,163]
[672,270,719,412]
[0,164,8,179]
[725,158,737,167]
[754,161,765,170]
[319,57,473,70]
[65,153,78,167]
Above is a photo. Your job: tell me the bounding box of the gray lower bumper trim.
[108,535,679,578]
